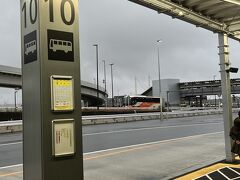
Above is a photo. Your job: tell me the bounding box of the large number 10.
[46,0,75,25]
[22,0,38,28]
[22,0,75,28]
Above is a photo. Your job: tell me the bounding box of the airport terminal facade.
[142,78,240,107]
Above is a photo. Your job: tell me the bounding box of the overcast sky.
[0,0,240,104]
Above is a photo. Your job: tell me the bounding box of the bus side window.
[68,42,71,46]
[54,41,57,45]
[59,41,62,45]
[63,42,66,46]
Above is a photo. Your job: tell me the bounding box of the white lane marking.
[0,131,223,170]
[83,122,222,136]
[0,164,22,170]
[0,122,223,147]
[0,142,22,147]
[84,131,223,155]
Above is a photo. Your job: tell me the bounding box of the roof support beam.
[183,0,202,7]
[192,1,222,12]
[213,8,240,19]
[228,23,240,32]
[202,4,232,16]
[129,0,240,41]
[221,0,240,6]
[129,0,224,29]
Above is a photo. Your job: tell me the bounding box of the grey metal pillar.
[93,44,99,110]
[110,63,114,107]
[14,88,19,111]
[200,95,203,107]
[157,40,163,120]
[102,60,107,107]
[218,33,234,162]
[166,91,169,112]
[21,0,83,179]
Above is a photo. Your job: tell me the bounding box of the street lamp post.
[14,88,19,111]
[103,60,107,107]
[93,44,99,110]
[157,40,163,120]
[110,63,114,107]
[213,75,216,107]
[167,91,170,112]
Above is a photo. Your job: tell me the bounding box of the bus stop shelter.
[129,0,240,162]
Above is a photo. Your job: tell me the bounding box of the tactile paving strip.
[195,167,240,180]
[176,162,240,180]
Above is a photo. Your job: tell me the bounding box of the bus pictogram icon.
[47,29,74,62]
[49,39,73,53]
[24,30,38,64]
[25,40,37,55]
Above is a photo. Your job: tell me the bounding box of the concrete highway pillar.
[200,95,203,107]
[20,0,83,179]
[218,33,234,162]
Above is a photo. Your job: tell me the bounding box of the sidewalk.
[0,131,230,180]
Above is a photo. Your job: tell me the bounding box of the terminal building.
[142,79,181,107]
[142,78,240,107]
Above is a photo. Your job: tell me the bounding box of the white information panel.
[51,75,74,111]
[52,119,75,157]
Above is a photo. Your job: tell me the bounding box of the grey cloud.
[0,0,239,101]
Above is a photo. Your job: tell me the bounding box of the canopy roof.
[130,0,240,41]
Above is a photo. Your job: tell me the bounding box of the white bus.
[49,39,72,53]
[25,40,36,55]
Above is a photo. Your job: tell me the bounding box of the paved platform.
[0,131,231,180]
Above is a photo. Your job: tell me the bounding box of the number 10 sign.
[21,0,78,63]
[22,0,76,28]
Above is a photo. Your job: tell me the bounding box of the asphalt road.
[0,114,228,168]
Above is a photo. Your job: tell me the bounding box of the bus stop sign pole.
[20,0,83,179]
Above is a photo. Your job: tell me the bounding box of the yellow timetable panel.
[51,76,74,111]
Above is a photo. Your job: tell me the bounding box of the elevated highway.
[0,65,21,89]
[179,79,240,107]
[0,65,107,106]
